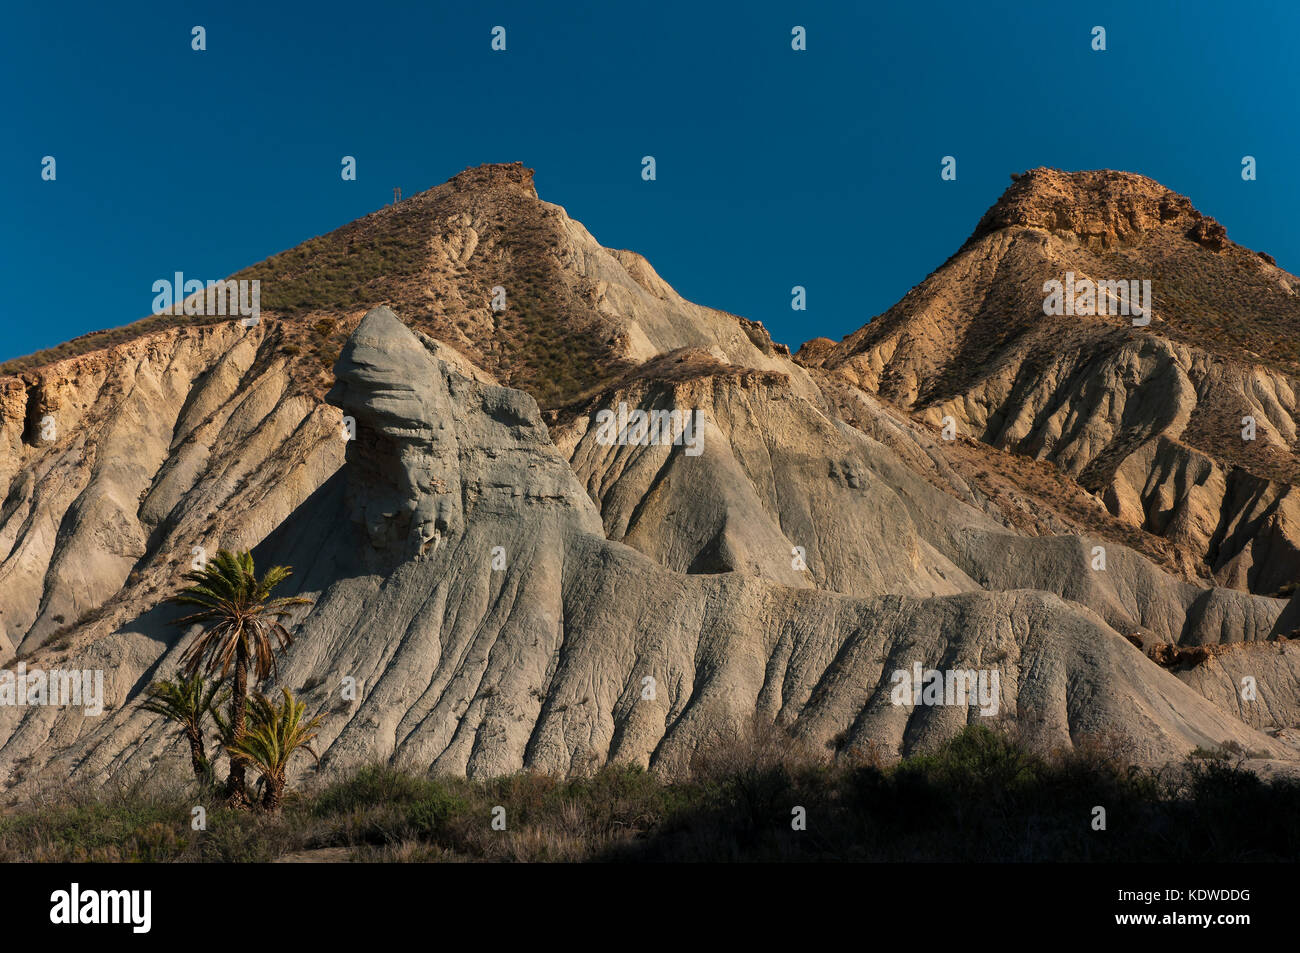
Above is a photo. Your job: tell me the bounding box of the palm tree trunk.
[186,726,208,781]
[225,643,250,806]
[263,774,284,812]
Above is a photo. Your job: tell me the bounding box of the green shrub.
[311,764,436,816]
[406,786,470,839]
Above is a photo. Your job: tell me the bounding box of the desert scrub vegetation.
[231,227,426,315]
[2,725,1297,862]
[1122,241,1300,374]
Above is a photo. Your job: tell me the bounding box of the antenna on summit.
[393,186,402,204]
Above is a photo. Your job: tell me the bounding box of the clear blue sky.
[3,0,1297,361]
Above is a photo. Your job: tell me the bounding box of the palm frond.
[226,688,324,777]
[140,671,219,729]
[166,549,312,680]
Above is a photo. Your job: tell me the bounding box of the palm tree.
[141,672,221,783]
[227,688,323,811]
[168,549,311,805]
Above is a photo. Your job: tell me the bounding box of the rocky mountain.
[1,164,1297,796]
[799,168,1300,595]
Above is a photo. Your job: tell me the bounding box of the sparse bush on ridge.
[2,724,1297,862]
[0,177,638,410]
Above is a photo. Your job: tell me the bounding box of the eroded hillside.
[1,164,1297,797]
[802,168,1300,597]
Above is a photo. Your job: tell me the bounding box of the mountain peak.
[445,161,538,198]
[970,167,1207,248]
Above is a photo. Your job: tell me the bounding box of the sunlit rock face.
[327,306,464,560]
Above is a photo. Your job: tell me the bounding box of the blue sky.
[3,0,1298,361]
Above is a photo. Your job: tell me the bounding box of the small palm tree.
[227,688,323,811]
[168,550,311,805]
[141,672,221,783]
